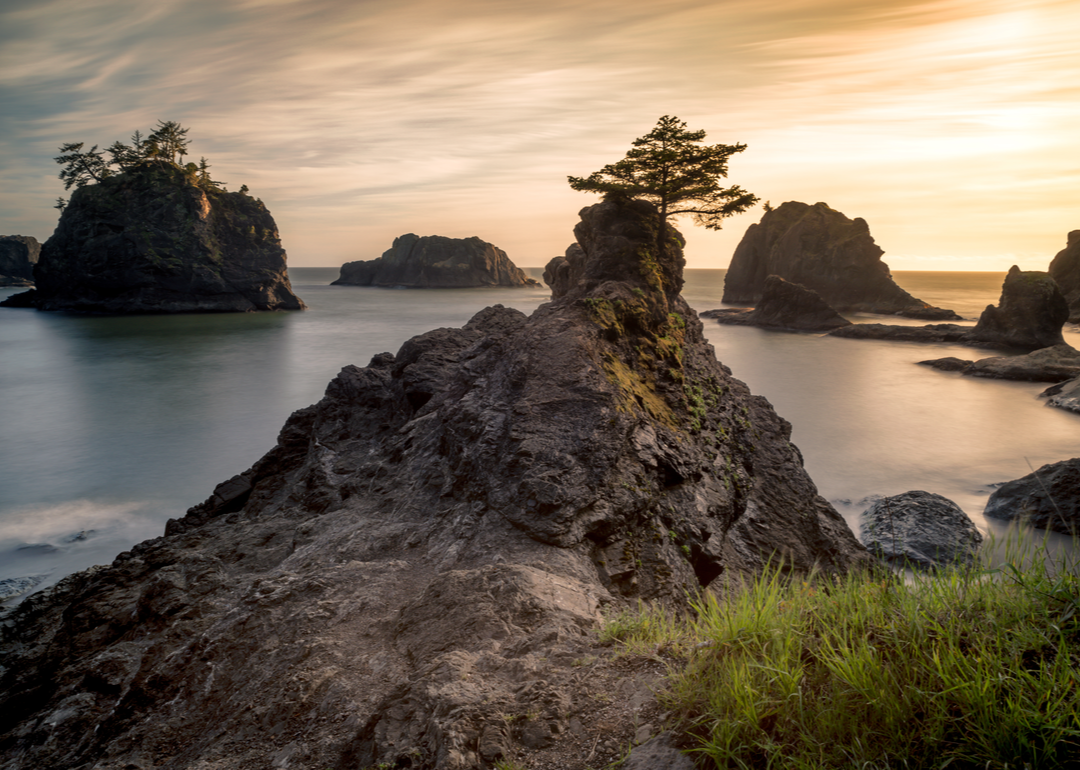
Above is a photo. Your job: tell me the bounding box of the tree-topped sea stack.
[723,201,958,320]
[333,233,539,288]
[3,121,304,313]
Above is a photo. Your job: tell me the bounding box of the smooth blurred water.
[0,268,1076,599]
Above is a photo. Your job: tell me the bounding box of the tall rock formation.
[723,202,957,320]
[333,233,540,288]
[966,266,1069,351]
[1048,230,1080,323]
[0,235,40,287]
[0,198,866,770]
[7,162,304,313]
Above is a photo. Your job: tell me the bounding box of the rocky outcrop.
[0,197,867,770]
[0,235,40,287]
[920,344,1080,382]
[860,491,983,570]
[828,322,970,343]
[965,266,1069,350]
[984,459,1080,535]
[723,202,958,320]
[702,275,852,331]
[1048,230,1080,323]
[3,162,304,313]
[333,234,540,288]
[1043,376,1080,415]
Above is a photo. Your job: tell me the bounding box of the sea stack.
[0,235,40,287]
[966,266,1069,351]
[723,201,958,320]
[7,161,305,313]
[333,233,540,288]
[0,198,867,769]
[1048,230,1080,323]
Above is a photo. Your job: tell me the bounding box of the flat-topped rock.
[921,343,1080,382]
[333,233,540,288]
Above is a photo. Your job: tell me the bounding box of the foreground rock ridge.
[333,233,540,288]
[0,198,866,770]
[4,162,304,313]
[723,201,958,320]
[0,236,40,287]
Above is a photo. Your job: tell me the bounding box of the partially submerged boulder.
[0,197,867,770]
[0,235,40,287]
[965,266,1069,351]
[1043,376,1080,415]
[1048,230,1080,323]
[920,344,1080,382]
[333,233,540,288]
[984,458,1080,535]
[5,162,305,313]
[723,202,958,319]
[703,275,852,331]
[860,491,983,570]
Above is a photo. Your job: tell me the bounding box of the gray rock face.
[966,266,1069,351]
[623,731,695,770]
[7,162,305,313]
[703,275,852,331]
[0,235,40,287]
[984,458,1080,535]
[1043,376,1080,415]
[1048,230,1080,323]
[860,491,983,570]
[920,344,1080,382]
[0,197,867,770]
[723,202,958,320]
[333,233,540,288]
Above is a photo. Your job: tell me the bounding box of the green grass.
[601,535,1080,769]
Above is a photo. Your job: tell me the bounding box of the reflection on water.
[1,267,1076,598]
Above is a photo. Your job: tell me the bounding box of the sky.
[1,0,1077,270]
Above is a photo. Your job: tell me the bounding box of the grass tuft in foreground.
[602,536,1080,769]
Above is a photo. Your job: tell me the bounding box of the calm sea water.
[1,269,1076,599]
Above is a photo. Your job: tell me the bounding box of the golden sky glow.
[1,0,1077,269]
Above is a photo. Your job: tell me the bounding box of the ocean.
[1,268,1077,602]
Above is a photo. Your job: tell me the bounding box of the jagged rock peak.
[333,233,540,288]
[967,265,1069,351]
[1048,229,1080,323]
[723,201,958,320]
[11,162,304,314]
[0,235,40,287]
[0,196,867,770]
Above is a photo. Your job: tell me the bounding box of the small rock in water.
[16,542,59,554]
[860,491,983,570]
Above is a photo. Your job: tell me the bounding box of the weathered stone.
[966,266,1068,351]
[12,162,304,313]
[703,275,851,331]
[1048,230,1080,323]
[723,202,958,319]
[0,197,867,770]
[623,731,695,770]
[333,233,539,288]
[1043,375,1080,415]
[920,344,1080,382]
[860,491,983,570]
[829,323,970,343]
[984,458,1080,535]
[0,235,40,287]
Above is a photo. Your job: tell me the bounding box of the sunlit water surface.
[1,268,1076,599]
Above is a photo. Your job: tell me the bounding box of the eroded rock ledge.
[0,198,866,770]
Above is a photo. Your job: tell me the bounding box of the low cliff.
[723,202,957,320]
[333,233,540,288]
[0,198,866,770]
[0,235,40,287]
[1048,230,1080,323]
[13,162,304,313]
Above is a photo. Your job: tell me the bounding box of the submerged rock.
[0,197,867,769]
[703,275,852,331]
[860,491,983,570]
[1048,230,1080,323]
[333,233,540,288]
[723,202,958,320]
[0,235,40,287]
[6,162,304,313]
[965,266,1069,351]
[984,458,1080,535]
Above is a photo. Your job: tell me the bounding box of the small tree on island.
[568,115,758,261]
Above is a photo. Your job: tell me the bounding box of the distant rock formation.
[723,201,958,320]
[860,491,983,570]
[0,197,867,770]
[333,234,540,288]
[0,235,40,287]
[1048,230,1080,323]
[965,266,1069,350]
[920,344,1080,382]
[2,162,304,313]
[985,458,1080,535]
[702,275,852,331]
